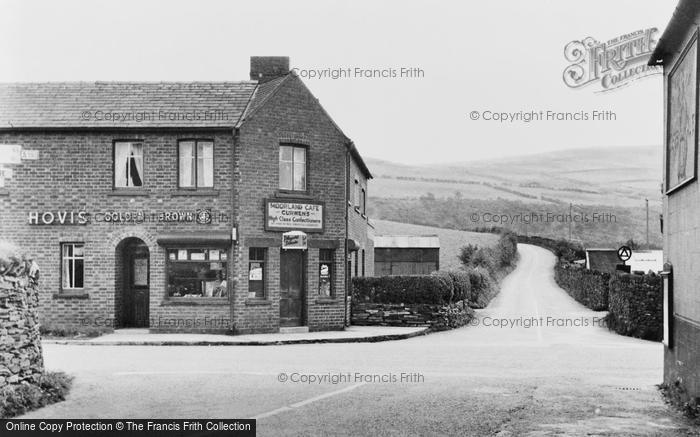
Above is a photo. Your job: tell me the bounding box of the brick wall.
[0,130,235,333]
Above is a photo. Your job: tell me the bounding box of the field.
[372,219,498,270]
[367,146,663,248]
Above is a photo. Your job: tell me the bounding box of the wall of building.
[0,130,235,333]
[348,156,374,279]
[662,26,700,400]
[234,76,350,333]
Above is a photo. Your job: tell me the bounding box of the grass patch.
[0,372,73,418]
[39,327,104,339]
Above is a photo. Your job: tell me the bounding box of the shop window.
[319,249,334,296]
[167,248,227,297]
[179,140,214,188]
[279,145,306,191]
[61,243,84,290]
[248,248,266,298]
[114,141,143,187]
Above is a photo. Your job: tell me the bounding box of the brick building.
[0,56,373,334]
[649,0,700,404]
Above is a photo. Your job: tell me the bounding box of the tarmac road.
[23,244,699,436]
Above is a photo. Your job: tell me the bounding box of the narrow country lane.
[23,244,697,436]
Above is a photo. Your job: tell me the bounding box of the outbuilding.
[0,56,373,334]
[374,235,440,276]
[649,0,700,406]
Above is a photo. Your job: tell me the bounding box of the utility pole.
[646,198,649,249]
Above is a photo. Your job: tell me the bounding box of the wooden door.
[124,251,149,328]
[280,250,304,327]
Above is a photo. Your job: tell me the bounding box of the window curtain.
[130,143,143,186]
[179,142,194,187]
[114,143,129,187]
[62,245,70,288]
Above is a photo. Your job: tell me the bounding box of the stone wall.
[0,250,43,388]
[351,301,474,331]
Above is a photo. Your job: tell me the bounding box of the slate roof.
[0,74,373,179]
[0,81,258,128]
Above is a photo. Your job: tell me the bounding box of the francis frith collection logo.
[563,28,661,92]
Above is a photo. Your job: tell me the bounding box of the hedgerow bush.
[605,273,662,341]
[352,275,451,304]
[456,232,518,307]
[447,269,471,302]
[0,372,73,418]
[467,267,496,308]
[554,264,610,311]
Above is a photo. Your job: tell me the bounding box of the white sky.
[0,0,677,164]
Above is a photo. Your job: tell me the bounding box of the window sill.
[171,190,220,197]
[53,292,89,300]
[108,189,151,197]
[275,191,312,199]
[315,297,338,305]
[245,298,272,306]
[161,297,228,306]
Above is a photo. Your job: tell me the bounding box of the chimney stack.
[250,56,290,83]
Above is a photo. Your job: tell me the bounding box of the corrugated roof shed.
[374,235,440,249]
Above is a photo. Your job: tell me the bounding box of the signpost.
[616,245,632,273]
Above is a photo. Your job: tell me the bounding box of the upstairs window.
[361,188,366,214]
[279,145,306,191]
[179,140,214,188]
[114,141,143,187]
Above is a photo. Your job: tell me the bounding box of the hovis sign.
[266,199,324,232]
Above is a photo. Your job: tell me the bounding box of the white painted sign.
[282,231,308,250]
[0,145,22,164]
[266,200,324,231]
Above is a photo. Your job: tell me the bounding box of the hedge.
[352,275,451,305]
[554,264,610,311]
[605,273,662,341]
[352,268,480,307]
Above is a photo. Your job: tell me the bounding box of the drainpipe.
[344,146,351,326]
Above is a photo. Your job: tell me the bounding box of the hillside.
[367,146,662,248]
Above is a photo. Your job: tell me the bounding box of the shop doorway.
[280,250,305,327]
[117,238,150,328]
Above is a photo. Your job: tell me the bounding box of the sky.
[0,0,677,164]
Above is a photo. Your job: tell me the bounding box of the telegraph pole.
[646,198,649,249]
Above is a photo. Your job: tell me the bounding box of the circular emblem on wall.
[196,208,212,224]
